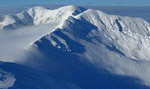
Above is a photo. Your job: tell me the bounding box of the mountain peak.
[57,5,86,15]
[26,6,48,14]
[0,5,87,30]
[1,6,150,88]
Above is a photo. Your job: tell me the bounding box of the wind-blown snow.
[0,69,16,89]
[0,5,150,88]
[31,6,150,87]
[0,24,56,62]
[0,5,86,62]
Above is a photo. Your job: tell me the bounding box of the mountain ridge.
[0,5,150,89]
[0,5,86,30]
[28,5,150,87]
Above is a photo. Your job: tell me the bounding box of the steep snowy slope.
[0,5,86,62]
[73,9,150,60]
[0,5,85,30]
[0,62,81,89]
[30,6,150,88]
[0,5,150,89]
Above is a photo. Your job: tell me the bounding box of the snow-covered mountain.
[0,5,85,30]
[0,5,150,89]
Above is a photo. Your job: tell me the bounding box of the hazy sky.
[0,0,150,7]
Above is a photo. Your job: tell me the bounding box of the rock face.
[0,5,150,89]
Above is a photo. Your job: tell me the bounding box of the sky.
[0,0,150,7]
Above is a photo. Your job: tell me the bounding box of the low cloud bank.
[0,24,56,62]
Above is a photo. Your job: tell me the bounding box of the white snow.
[0,69,16,89]
[0,24,57,62]
[0,5,85,62]
[0,5,150,87]
[0,5,85,30]
[32,6,150,87]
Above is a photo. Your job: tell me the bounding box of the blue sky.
[0,0,150,7]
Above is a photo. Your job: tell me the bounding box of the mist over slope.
[0,5,85,62]
[0,5,150,89]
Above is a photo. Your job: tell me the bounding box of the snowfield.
[0,5,150,89]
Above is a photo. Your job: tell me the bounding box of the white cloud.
[0,24,56,62]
